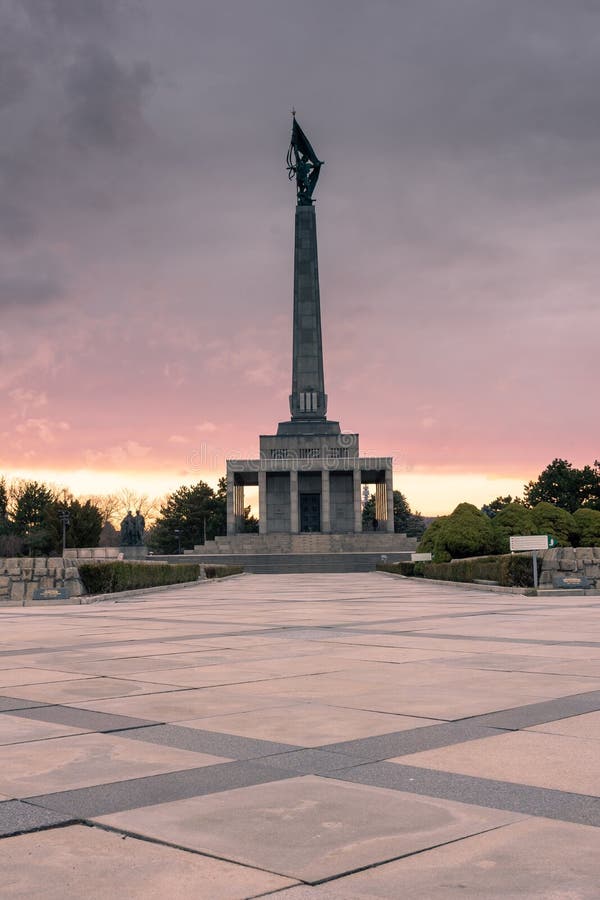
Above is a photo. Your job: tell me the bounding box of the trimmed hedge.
[378,562,416,577]
[204,565,243,579]
[378,554,541,588]
[79,561,201,595]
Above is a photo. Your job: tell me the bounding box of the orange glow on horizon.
[1,465,531,517]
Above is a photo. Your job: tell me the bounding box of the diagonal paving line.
[0,800,76,838]
[329,762,600,828]
[463,689,600,730]
[320,721,509,762]
[21,761,298,819]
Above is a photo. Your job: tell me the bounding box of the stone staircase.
[164,550,413,573]
[189,532,417,556]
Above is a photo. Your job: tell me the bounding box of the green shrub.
[491,503,536,553]
[204,565,243,578]
[573,508,600,547]
[418,503,496,560]
[400,554,541,588]
[376,562,417,577]
[78,561,200,595]
[530,502,578,546]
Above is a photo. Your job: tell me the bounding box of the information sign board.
[509,535,557,552]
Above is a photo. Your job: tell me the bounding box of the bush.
[377,562,417,577]
[418,503,496,560]
[204,565,243,578]
[572,508,600,547]
[78,561,201,595]
[530,502,578,546]
[387,554,541,588]
[491,503,536,553]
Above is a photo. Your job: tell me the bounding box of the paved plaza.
[1,572,599,898]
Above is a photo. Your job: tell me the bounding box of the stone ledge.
[376,571,531,595]
[82,572,245,604]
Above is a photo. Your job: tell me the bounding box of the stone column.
[385,468,395,533]
[353,468,362,533]
[290,469,299,533]
[226,474,236,535]
[321,468,330,533]
[258,471,267,535]
[234,484,245,533]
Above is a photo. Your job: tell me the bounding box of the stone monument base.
[119,546,148,560]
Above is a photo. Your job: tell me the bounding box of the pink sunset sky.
[1,1,598,516]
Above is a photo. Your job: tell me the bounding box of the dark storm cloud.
[0,32,30,109]
[1,0,599,485]
[0,0,154,255]
[65,47,152,150]
[0,269,63,308]
[21,0,122,35]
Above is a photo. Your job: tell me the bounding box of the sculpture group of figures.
[119,509,145,547]
[286,113,323,205]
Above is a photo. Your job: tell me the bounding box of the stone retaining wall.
[0,557,86,604]
[63,548,122,559]
[540,547,600,590]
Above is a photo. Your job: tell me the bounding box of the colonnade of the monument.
[227,468,394,535]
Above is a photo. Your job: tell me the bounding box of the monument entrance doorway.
[300,493,321,532]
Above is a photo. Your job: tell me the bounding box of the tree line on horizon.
[1,458,598,557]
[418,458,600,561]
[0,476,257,557]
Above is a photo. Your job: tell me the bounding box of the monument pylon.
[220,116,414,554]
[283,115,333,430]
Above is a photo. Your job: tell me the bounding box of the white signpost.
[411,552,433,562]
[509,535,557,589]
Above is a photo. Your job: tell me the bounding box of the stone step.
[156,551,412,573]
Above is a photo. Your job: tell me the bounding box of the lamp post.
[58,509,70,556]
[173,528,182,555]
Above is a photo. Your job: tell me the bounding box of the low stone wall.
[63,548,122,559]
[0,557,85,604]
[540,547,600,590]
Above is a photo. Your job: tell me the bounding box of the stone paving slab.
[5,676,182,705]
[393,729,600,796]
[0,714,89,746]
[178,703,435,747]
[95,776,523,884]
[0,668,91,688]
[2,824,297,899]
[0,732,229,798]
[266,818,600,898]
[1,573,600,896]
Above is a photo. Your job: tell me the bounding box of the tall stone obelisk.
[290,203,326,421]
[224,116,400,540]
[278,115,339,436]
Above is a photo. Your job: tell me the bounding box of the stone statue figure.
[119,510,136,546]
[134,509,145,545]
[120,509,145,546]
[286,114,323,205]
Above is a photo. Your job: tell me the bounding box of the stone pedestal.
[119,546,148,560]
